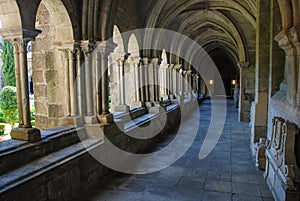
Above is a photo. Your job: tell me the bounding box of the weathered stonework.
[265,117,300,201]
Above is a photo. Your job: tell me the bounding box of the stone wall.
[0,100,194,201]
[33,3,69,129]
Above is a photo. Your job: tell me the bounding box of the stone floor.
[74,99,274,201]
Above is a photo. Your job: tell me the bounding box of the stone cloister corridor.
[0,0,300,201]
[73,99,274,201]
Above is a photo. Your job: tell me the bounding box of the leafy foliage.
[0,86,18,127]
[1,40,16,87]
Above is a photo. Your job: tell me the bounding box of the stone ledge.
[0,138,102,195]
[0,126,86,175]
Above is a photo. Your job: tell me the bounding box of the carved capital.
[238,61,250,69]
[275,30,296,56]
[80,40,95,55]
[141,57,149,65]
[150,58,159,65]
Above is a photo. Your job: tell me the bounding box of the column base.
[111,104,130,113]
[11,127,41,143]
[84,116,99,124]
[162,95,170,100]
[97,113,114,124]
[131,101,145,108]
[145,101,154,108]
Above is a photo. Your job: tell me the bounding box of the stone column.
[187,70,193,97]
[251,0,271,154]
[174,64,182,95]
[75,46,85,117]
[149,58,160,103]
[161,63,170,100]
[96,42,116,123]
[67,49,77,116]
[94,42,102,116]
[141,58,153,107]
[81,41,95,117]
[131,57,144,107]
[112,55,130,112]
[238,62,250,122]
[169,64,175,97]
[11,37,41,142]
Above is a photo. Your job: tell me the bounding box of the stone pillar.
[94,42,102,116]
[149,58,160,103]
[187,70,193,97]
[238,62,250,122]
[141,58,153,107]
[169,64,175,97]
[112,55,130,112]
[58,46,84,127]
[81,41,95,117]
[75,46,85,117]
[131,57,144,107]
[251,0,271,154]
[161,63,169,100]
[10,37,41,142]
[96,42,116,123]
[67,49,77,116]
[174,64,182,95]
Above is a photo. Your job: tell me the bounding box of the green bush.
[1,40,16,87]
[0,86,18,127]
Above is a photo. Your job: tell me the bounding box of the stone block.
[49,104,65,118]
[35,115,49,130]
[35,101,48,116]
[34,85,47,98]
[33,70,45,84]
[11,127,41,143]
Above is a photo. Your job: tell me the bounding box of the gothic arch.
[128,34,140,58]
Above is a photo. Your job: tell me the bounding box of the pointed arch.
[128,34,140,58]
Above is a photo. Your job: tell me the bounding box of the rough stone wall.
[32,3,68,129]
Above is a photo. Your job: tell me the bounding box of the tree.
[1,40,16,87]
[0,86,18,127]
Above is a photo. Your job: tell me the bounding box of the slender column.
[94,48,102,115]
[10,35,41,142]
[142,58,150,102]
[112,55,130,112]
[133,58,141,103]
[96,42,117,120]
[81,41,94,116]
[69,49,78,116]
[75,46,85,117]
[150,58,160,102]
[238,62,250,122]
[169,64,174,96]
[139,59,146,103]
[18,39,31,128]
[12,39,24,126]
[64,49,71,116]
